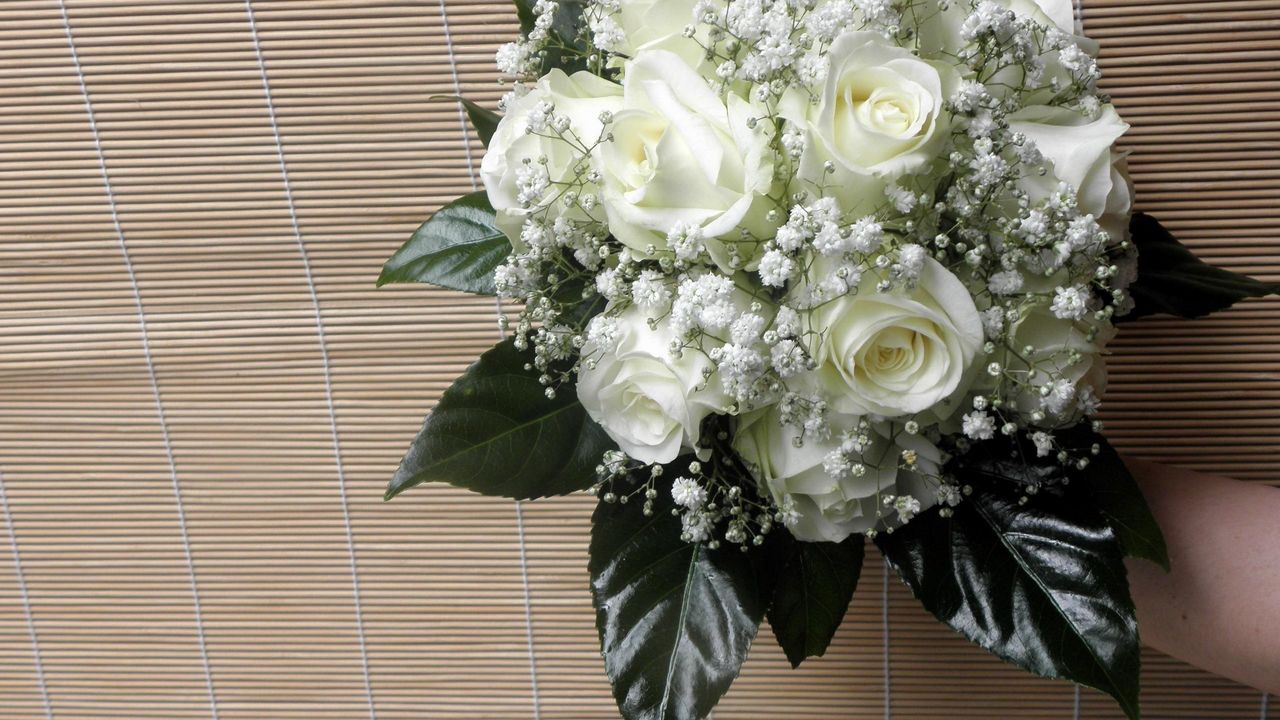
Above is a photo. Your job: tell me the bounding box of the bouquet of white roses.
[380,0,1279,717]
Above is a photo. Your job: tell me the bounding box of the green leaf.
[877,491,1142,720]
[590,468,782,720]
[959,429,1169,572]
[1078,436,1170,571]
[385,338,613,501]
[510,0,588,73]
[767,536,864,668]
[512,0,537,33]
[955,438,1070,491]
[1122,212,1280,322]
[431,95,501,147]
[378,191,510,295]
[548,272,607,328]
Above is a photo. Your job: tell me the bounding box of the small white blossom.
[988,270,1024,295]
[774,224,807,252]
[589,13,626,51]
[778,495,802,528]
[936,484,963,508]
[823,449,851,479]
[966,110,999,140]
[812,222,847,255]
[770,339,804,378]
[715,343,766,401]
[961,2,1014,42]
[1050,285,1090,320]
[805,0,855,41]
[781,128,806,159]
[848,217,884,254]
[808,198,841,226]
[631,270,671,309]
[1016,210,1049,242]
[668,222,707,262]
[774,306,801,338]
[1057,43,1086,72]
[885,185,918,213]
[897,244,926,279]
[595,267,626,301]
[730,313,767,345]
[681,511,713,542]
[795,53,829,85]
[515,161,550,206]
[671,477,708,509]
[758,248,795,287]
[967,139,1008,185]
[494,261,533,297]
[495,40,537,75]
[893,494,923,523]
[950,80,989,113]
[1041,378,1077,415]
[962,411,996,440]
[1031,431,1055,458]
[1066,215,1103,249]
[1078,385,1103,415]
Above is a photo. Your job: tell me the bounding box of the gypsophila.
[469,0,1131,547]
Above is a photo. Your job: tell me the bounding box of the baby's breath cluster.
[480,0,1133,544]
[593,447,779,549]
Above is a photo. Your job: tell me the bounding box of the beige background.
[0,0,1277,717]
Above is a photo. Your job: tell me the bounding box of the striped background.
[0,0,1277,717]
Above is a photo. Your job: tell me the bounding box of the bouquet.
[379,0,1279,717]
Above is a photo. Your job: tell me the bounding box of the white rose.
[918,0,1093,55]
[1009,0,1076,33]
[1010,104,1131,242]
[600,0,711,71]
[481,70,623,242]
[598,50,776,272]
[781,31,956,207]
[734,410,942,542]
[915,0,1098,98]
[577,304,729,464]
[1100,156,1134,248]
[806,258,984,418]
[976,302,1114,425]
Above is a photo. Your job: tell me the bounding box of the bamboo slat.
[0,0,1276,718]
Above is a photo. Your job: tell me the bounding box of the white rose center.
[836,68,927,143]
[860,88,917,136]
[613,114,667,192]
[872,327,918,369]
[853,325,933,389]
[619,385,674,441]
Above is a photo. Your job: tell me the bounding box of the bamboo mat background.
[0,0,1277,718]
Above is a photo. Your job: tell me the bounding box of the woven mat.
[0,0,1276,717]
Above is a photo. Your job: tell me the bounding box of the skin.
[1124,456,1280,694]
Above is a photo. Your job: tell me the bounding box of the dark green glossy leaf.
[955,438,1070,491]
[959,429,1167,571]
[877,491,1141,720]
[767,536,864,668]
[431,94,501,147]
[1077,436,1170,571]
[1122,212,1280,322]
[512,0,537,33]
[385,338,613,501]
[377,191,510,295]
[511,0,588,73]
[549,272,607,328]
[590,470,781,720]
